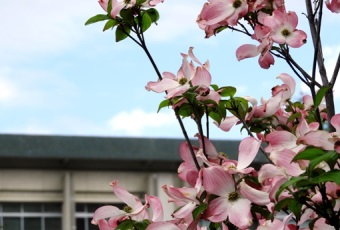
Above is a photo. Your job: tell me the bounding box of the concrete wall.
[0,169,183,230]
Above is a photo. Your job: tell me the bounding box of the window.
[76,203,124,230]
[0,203,61,230]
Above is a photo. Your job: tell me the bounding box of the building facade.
[0,134,267,230]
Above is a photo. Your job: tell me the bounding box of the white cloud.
[0,66,77,108]
[107,109,177,135]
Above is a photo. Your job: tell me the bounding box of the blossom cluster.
[93,47,340,229]
[86,0,340,229]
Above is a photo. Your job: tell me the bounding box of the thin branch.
[330,52,340,86]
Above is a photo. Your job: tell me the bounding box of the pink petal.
[286,30,307,48]
[172,202,197,219]
[270,149,305,177]
[202,166,234,196]
[236,44,259,61]
[239,181,270,205]
[97,219,115,230]
[276,73,295,98]
[206,197,230,222]
[145,195,164,222]
[145,78,179,93]
[217,116,239,132]
[188,47,203,66]
[331,114,340,133]
[226,198,252,229]
[195,134,219,158]
[111,181,141,209]
[265,130,297,153]
[297,131,334,150]
[237,137,261,170]
[259,51,275,69]
[191,66,212,87]
[198,1,234,26]
[92,205,125,224]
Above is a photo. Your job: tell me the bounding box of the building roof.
[0,134,268,171]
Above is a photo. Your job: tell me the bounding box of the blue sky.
[0,0,339,140]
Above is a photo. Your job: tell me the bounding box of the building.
[0,134,267,230]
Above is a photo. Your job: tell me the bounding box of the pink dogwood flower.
[146,47,212,99]
[197,0,248,30]
[203,166,270,229]
[263,9,307,48]
[98,0,137,19]
[236,25,275,69]
[92,180,149,228]
[326,0,340,13]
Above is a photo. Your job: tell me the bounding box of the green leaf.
[134,220,150,230]
[115,219,134,230]
[146,8,160,23]
[225,97,248,120]
[141,12,152,32]
[275,176,307,200]
[177,104,193,117]
[275,197,295,211]
[157,99,171,112]
[287,112,301,124]
[192,204,208,220]
[107,0,113,15]
[85,14,109,25]
[220,86,236,97]
[314,86,330,109]
[307,151,338,176]
[210,84,219,91]
[310,170,340,185]
[120,9,134,21]
[209,111,222,124]
[288,199,303,221]
[115,25,130,42]
[292,147,326,161]
[103,19,117,31]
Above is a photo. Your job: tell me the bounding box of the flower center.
[233,0,242,8]
[228,192,239,201]
[281,29,291,37]
[123,205,133,213]
[178,77,188,85]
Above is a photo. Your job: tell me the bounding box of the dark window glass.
[2,203,20,212]
[24,203,41,212]
[45,218,62,230]
[76,218,85,230]
[76,203,85,212]
[44,203,61,213]
[3,217,21,230]
[25,217,41,230]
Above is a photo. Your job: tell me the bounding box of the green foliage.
[115,219,150,230]
[192,203,208,220]
[85,14,110,25]
[141,12,152,32]
[103,19,118,31]
[157,99,171,112]
[146,8,160,23]
[116,25,131,42]
[306,150,338,176]
[314,85,330,109]
[219,86,237,97]
[309,170,340,185]
[225,97,249,120]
